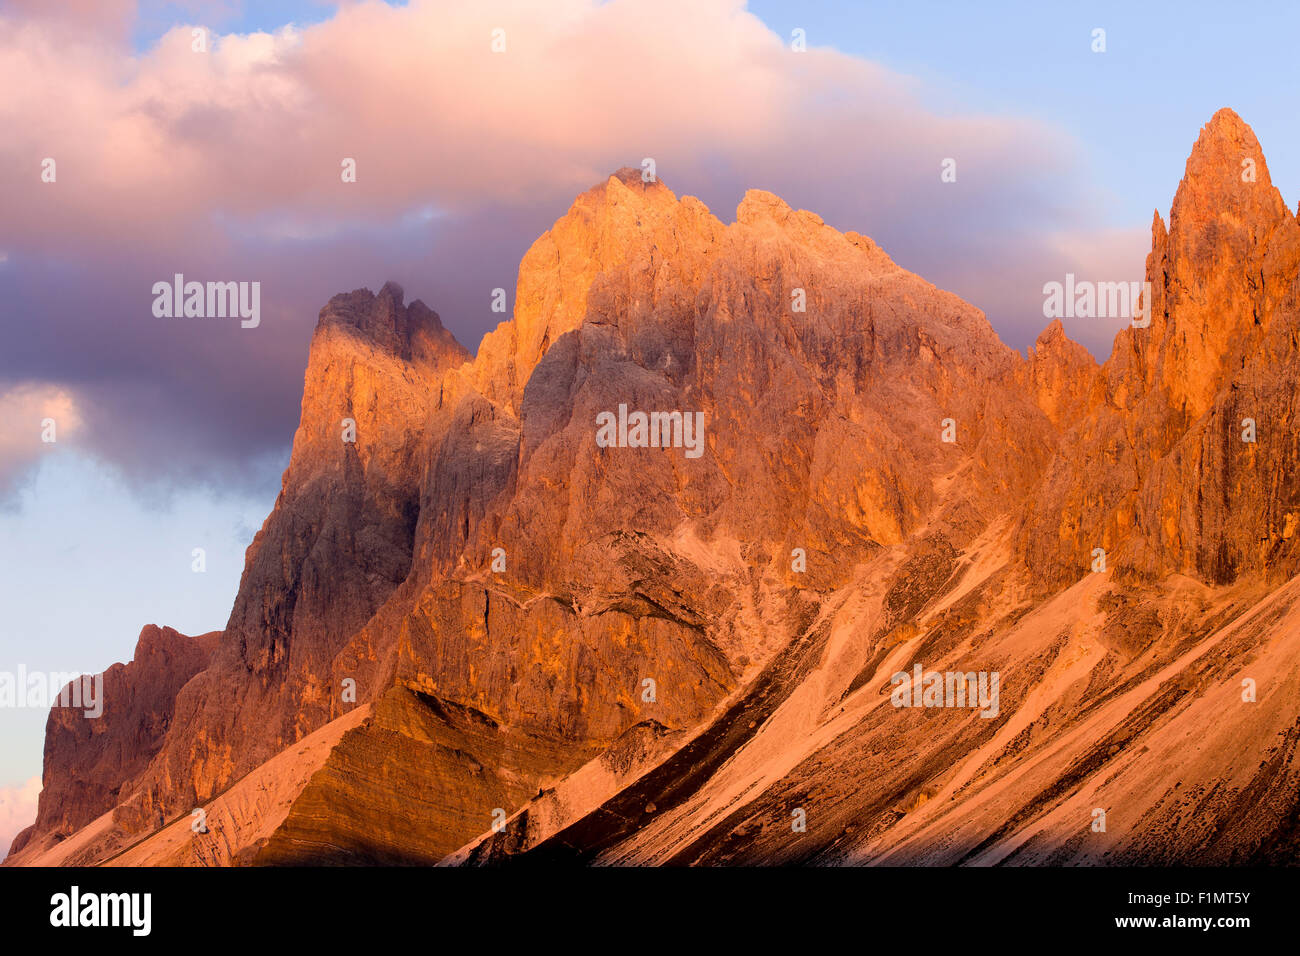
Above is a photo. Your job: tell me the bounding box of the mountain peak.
[317,283,464,366]
[606,166,674,198]
[1037,317,1064,345]
[1132,109,1297,419]
[1202,105,1252,137]
[736,188,793,225]
[1168,108,1288,244]
[1151,208,1167,244]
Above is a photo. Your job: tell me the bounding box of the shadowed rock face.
[11,112,1300,868]
[7,626,218,859]
[113,284,471,830]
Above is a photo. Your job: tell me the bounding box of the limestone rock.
[13,109,1300,869]
[1023,107,1300,588]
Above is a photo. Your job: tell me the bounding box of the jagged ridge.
[10,109,1300,868]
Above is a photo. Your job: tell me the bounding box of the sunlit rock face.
[1022,108,1300,589]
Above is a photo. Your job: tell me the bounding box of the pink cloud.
[0,776,41,860]
[0,383,84,497]
[2,0,1088,251]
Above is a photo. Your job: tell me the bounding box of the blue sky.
[749,0,1299,226]
[2,0,1297,831]
[0,454,274,790]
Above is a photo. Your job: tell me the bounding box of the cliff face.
[10,110,1300,867]
[7,626,217,859]
[1022,108,1300,588]
[116,284,471,832]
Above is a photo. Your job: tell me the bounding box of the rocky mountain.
[1021,108,1300,590]
[8,109,1299,867]
[6,625,218,859]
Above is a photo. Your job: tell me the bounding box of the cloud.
[3,0,1089,245]
[3,0,136,30]
[0,0,1144,500]
[0,776,41,860]
[0,383,84,499]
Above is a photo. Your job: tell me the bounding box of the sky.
[1,0,1297,854]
